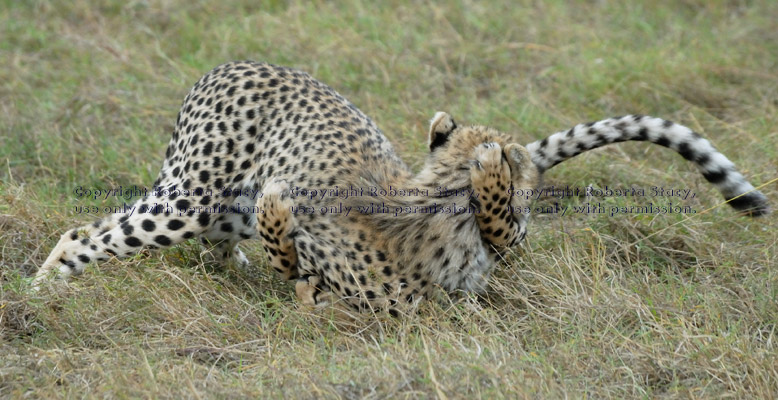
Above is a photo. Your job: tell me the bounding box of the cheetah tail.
[524,115,770,216]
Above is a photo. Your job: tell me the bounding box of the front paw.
[262,178,291,200]
[503,143,540,191]
[295,274,332,307]
[471,142,502,171]
[470,142,510,189]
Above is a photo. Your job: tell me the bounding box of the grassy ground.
[2,0,777,398]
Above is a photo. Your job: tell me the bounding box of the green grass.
[2,0,777,398]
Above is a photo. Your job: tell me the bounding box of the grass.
[2,0,777,397]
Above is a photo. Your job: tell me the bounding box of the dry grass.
[2,0,777,398]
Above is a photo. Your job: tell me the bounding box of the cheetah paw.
[471,142,503,171]
[261,179,291,200]
[470,142,509,188]
[295,275,333,307]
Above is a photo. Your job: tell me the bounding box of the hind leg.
[257,180,409,315]
[33,195,209,288]
[256,179,299,281]
[257,180,345,307]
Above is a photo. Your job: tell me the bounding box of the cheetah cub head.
[426,111,540,239]
[427,111,539,190]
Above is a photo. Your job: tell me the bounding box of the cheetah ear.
[428,111,457,151]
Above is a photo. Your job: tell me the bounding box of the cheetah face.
[426,112,540,243]
[427,112,539,186]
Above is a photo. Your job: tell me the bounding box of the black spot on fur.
[636,127,649,141]
[199,170,210,184]
[702,168,728,184]
[154,235,172,246]
[125,236,143,247]
[121,223,134,235]
[141,219,156,232]
[677,142,696,161]
[197,212,211,227]
[176,199,191,211]
[435,247,445,258]
[203,142,213,156]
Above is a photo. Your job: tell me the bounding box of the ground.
[1,1,777,398]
